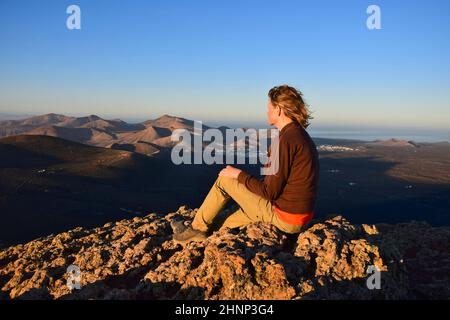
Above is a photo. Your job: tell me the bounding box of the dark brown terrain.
[315,138,450,226]
[0,135,235,246]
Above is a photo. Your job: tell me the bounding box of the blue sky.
[0,0,449,132]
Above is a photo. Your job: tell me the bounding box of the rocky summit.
[1,206,449,300]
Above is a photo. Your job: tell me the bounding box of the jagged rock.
[141,222,293,300]
[0,206,449,300]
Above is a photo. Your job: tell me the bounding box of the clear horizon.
[1,110,449,143]
[1,0,450,132]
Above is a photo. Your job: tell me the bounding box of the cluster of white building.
[317,145,360,152]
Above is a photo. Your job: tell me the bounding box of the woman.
[173,84,320,244]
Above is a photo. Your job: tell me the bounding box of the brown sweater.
[237,121,320,213]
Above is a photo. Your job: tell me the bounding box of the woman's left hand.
[219,165,242,179]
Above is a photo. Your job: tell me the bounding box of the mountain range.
[0,113,223,157]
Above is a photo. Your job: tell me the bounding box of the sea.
[307,130,450,143]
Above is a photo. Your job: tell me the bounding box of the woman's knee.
[215,175,236,189]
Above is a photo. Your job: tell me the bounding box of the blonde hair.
[268,84,313,128]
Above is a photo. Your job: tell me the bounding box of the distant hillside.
[26,125,118,146]
[366,138,419,148]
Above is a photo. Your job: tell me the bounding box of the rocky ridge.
[1,206,449,300]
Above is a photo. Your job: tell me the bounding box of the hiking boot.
[172,226,207,245]
[170,220,189,234]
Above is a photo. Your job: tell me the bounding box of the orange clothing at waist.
[273,205,314,226]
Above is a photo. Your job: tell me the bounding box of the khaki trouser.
[191,175,304,234]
